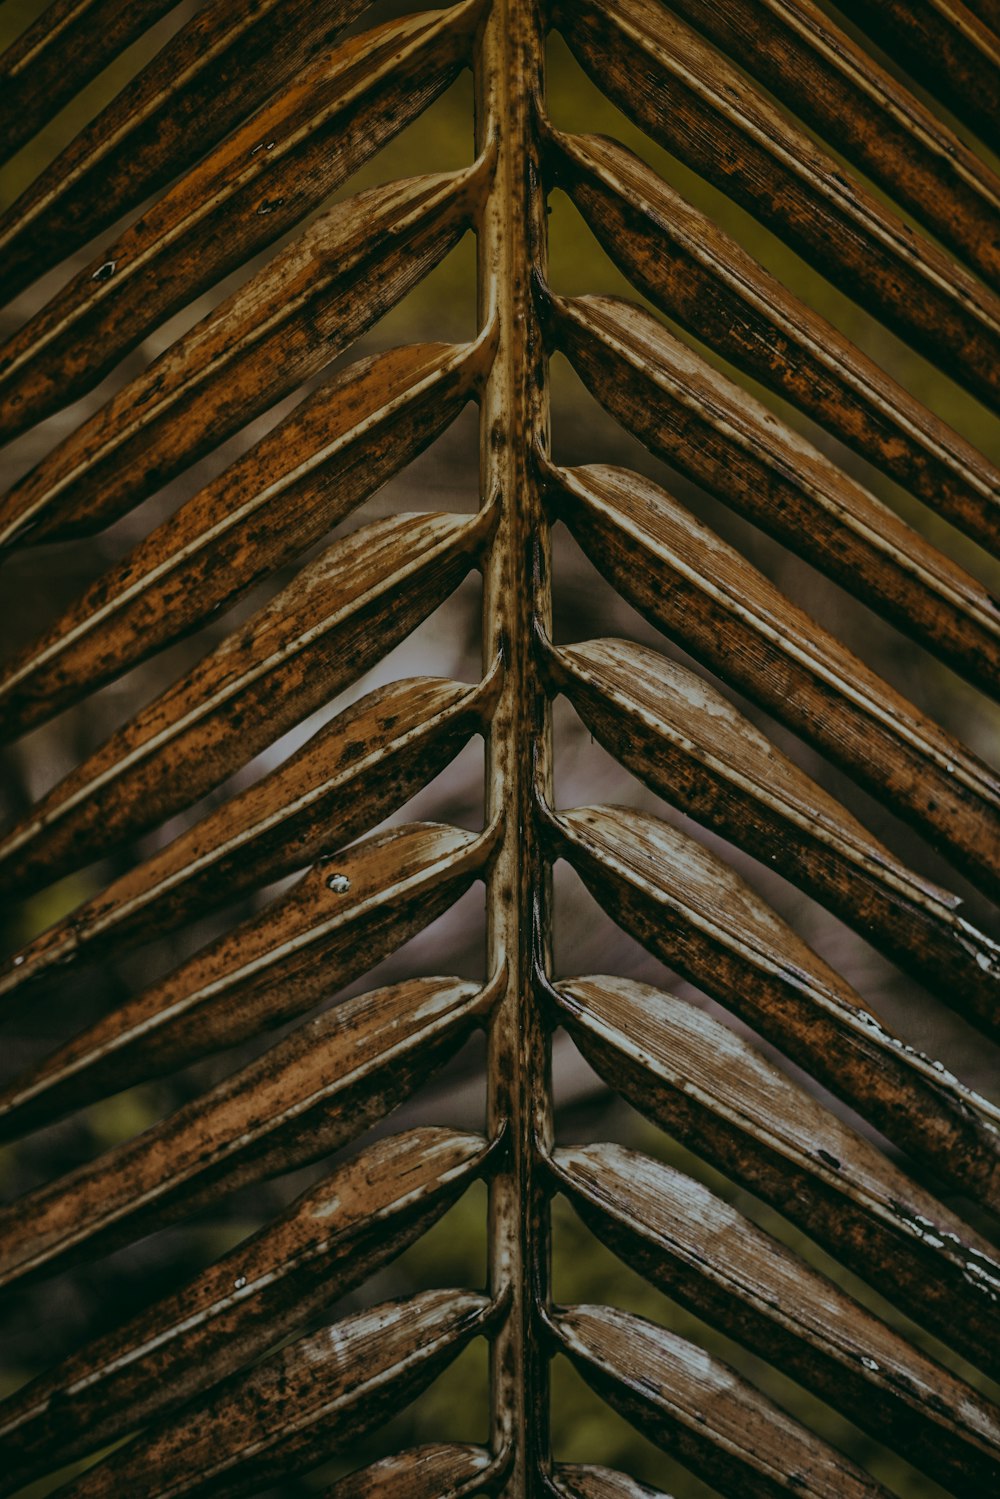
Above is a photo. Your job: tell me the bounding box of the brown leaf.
[0,0,177,167]
[0,506,495,897]
[0,0,485,440]
[552,975,1000,1376]
[553,1467,670,1499]
[546,129,1000,553]
[0,1128,495,1490]
[63,1290,498,1497]
[548,461,1000,898]
[544,634,1000,1036]
[640,0,1000,290]
[553,1304,890,1496]
[327,1444,498,1497]
[832,0,1000,144]
[549,802,1000,1207]
[0,668,500,1003]
[0,0,373,304]
[0,335,493,733]
[551,1142,1000,1493]
[545,292,1000,695]
[555,0,1000,408]
[0,820,499,1139]
[0,970,502,1286]
[0,166,489,550]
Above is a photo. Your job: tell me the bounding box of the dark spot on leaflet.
[92,261,116,282]
[135,373,166,407]
[257,197,285,216]
[816,1148,841,1170]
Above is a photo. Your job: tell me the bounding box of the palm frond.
[1,0,997,1493]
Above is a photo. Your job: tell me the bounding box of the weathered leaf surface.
[555,0,1000,407]
[0,670,499,1003]
[545,636,1000,1035]
[553,1305,889,1496]
[62,1290,496,1498]
[1,0,997,1487]
[0,1128,494,1491]
[0,0,176,166]
[0,506,494,898]
[553,976,1000,1376]
[0,821,497,1139]
[0,972,500,1288]
[965,0,1000,29]
[0,0,484,440]
[0,336,491,734]
[548,461,1000,898]
[0,0,374,304]
[549,803,1000,1207]
[660,0,1000,288]
[551,1142,1000,1493]
[547,130,1000,553]
[546,293,1000,696]
[554,1467,671,1499]
[833,0,1000,142]
[328,1444,497,1497]
[0,166,488,550]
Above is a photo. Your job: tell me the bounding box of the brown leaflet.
[545,130,1000,555]
[553,1467,670,1499]
[0,669,501,1003]
[543,635,1000,1037]
[0,972,502,1289]
[547,462,1000,899]
[654,0,1000,289]
[551,976,1000,1377]
[834,0,1000,144]
[0,166,489,550]
[550,1143,1000,1494]
[547,803,1000,1208]
[62,1290,498,1498]
[551,1305,889,1498]
[328,1444,500,1497]
[965,0,1000,28]
[0,0,375,305]
[0,0,485,441]
[0,0,177,167]
[0,335,493,736]
[0,1128,496,1493]
[0,505,496,899]
[554,0,1000,409]
[0,820,499,1140]
[545,293,1000,698]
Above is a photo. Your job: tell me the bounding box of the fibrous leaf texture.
[0,0,998,1495]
